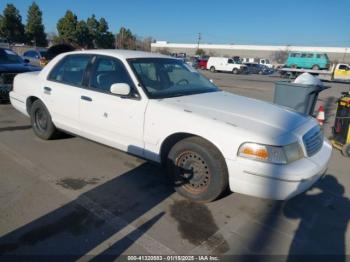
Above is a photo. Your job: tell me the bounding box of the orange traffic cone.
[316,105,325,126]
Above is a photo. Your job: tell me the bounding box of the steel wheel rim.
[35,108,48,132]
[175,151,210,194]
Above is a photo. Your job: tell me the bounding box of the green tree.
[0,4,25,43]
[56,10,78,44]
[116,27,136,49]
[95,18,114,48]
[86,15,114,48]
[25,2,47,47]
[76,20,92,48]
[195,48,206,57]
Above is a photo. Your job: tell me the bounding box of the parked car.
[244,63,272,75]
[207,57,247,74]
[23,49,48,67]
[242,57,274,68]
[0,38,10,49]
[286,52,330,70]
[244,62,261,74]
[10,50,332,202]
[197,59,208,70]
[45,43,75,61]
[0,48,41,102]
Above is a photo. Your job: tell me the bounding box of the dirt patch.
[56,177,99,190]
[169,200,229,253]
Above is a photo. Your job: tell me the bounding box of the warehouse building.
[151,41,350,64]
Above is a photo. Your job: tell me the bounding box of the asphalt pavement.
[0,73,349,260]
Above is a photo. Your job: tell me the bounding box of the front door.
[79,56,147,156]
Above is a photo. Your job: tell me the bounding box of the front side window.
[339,65,348,70]
[89,57,135,94]
[129,58,220,99]
[48,55,91,86]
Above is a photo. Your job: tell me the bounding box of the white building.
[151,41,350,63]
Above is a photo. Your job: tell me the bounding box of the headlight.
[238,142,303,164]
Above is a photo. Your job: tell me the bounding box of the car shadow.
[0,125,32,132]
[284,175,350,261]
[0,162,174,259]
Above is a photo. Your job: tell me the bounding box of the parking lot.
[1,73,350,259]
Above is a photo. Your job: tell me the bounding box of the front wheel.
[30,100,59,140]
[232,68,239,74]
[167,137,228,202]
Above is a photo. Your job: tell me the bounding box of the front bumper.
[0,84,12,101]
[226,139,332,200]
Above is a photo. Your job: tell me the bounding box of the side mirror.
[110,83,130,96]
[23,58,30,63]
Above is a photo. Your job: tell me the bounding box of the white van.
[207,57,247,74]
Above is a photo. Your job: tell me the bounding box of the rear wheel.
[341,143,350,157]
[30,100,59,140]
[210,66,216,73]
[167,137,228,202]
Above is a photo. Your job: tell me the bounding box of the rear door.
[44,54,92,133]
[79,55,147,155]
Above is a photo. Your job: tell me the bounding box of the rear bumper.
[226,139,332,200]
[9,91,29,117]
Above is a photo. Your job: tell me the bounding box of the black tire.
[210,66,216,73]
[167,137,228,202]
[341,143,350,157]
[312,65,320,70]
[30,100,58,140]
[232,68,238,74]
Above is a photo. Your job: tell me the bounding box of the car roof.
[63,49,170,60]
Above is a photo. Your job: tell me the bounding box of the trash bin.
[274,79,328,115]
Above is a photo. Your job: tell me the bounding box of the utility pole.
[197,32,201,50]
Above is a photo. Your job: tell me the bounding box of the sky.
[1,0,349,47]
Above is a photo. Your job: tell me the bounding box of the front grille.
[303,125,323,157]
[1,73,17,85]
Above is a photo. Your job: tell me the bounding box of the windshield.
[39,51,47,57]
[0,49,24,64]
[128,58,220,99]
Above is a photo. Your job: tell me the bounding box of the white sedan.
[10,50,332,202]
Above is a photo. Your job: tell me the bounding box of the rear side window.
[48,55,91,86]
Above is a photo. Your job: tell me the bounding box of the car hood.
[161,91,310,140]
[0,63,41,73]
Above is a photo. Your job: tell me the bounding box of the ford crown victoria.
[10,50,332,202]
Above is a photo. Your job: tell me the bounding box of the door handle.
[81,95,92,102]
[44,86,51,92]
